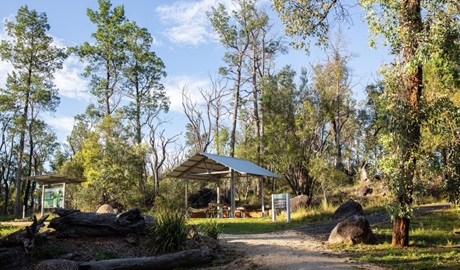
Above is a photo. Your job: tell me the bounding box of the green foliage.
[148,201,190,255]
[273,0,350,51]
[197,218,222,240]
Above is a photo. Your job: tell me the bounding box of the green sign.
[44,186,64,208]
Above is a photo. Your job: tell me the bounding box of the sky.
[0,0,391,147]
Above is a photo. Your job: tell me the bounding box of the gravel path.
[198,203,452,270]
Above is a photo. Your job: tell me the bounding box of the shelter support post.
[261,177,264,217]
[185,178,188,209]
[62,183,66,208]
[216,180,221,218]
[41,184,45,218]
[230,169,235,218]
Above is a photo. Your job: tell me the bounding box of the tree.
[362,0,460,247]
[121,21,169,145]
[273,0,460,248]
[181,77,230,154]
[121,20,169,203]
[208,0,254,157]
[310,34,355,171]
[148,118,179,197]
[0,5,67,217]
[74,0,128,116]
[262,66,325,201]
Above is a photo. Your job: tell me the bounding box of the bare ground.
[1,203,451,270]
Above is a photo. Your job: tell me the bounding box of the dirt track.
[197,203,452,270]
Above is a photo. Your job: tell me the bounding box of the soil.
[1,203,451,270]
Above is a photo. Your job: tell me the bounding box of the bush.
[198,218,222,240]
[148,202,189,255]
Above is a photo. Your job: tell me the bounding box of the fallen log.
[48,208,152,238]
[79,247,215,270]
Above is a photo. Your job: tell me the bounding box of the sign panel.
[44,185,64,208]
[273,193,287,209]
[271,193,291,222]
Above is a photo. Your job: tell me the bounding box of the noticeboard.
[271,193,291,222]
[44,185,64,208]
[273,193,287,209]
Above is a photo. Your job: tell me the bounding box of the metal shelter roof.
[166,152,280,181]
[23,174,86,184]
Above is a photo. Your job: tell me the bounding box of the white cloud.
[155,0,235,45]
[164,75,211,112]
[0,60,12,87]
[43,114,75,143]
[54,55,90,100]
[0,28,13,86]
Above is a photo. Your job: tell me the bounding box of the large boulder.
[328,215,375,244]
[96,204,115,214]
[290,195,310,212]
[332,200,364,220]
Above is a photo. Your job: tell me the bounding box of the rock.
[34,259,79,270]
[332,200,364,220]
[96,204,115,214]
[328,215,375,245]
[357,186,373,197]
[290,195,310,212]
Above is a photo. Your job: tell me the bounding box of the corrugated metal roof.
[166,152,280,181]
[23,174,86,184]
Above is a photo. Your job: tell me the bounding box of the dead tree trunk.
[48,208,152,238]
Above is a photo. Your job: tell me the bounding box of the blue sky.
[0,0,391,145]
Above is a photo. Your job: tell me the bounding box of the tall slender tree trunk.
[229,54,244,158]
[392,0,423,248]
[14,69,32,218]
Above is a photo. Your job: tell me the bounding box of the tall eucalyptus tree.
[74,0,128,116]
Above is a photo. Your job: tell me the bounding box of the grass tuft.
[148,202,190,255]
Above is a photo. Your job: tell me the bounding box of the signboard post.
[271,193,291,222]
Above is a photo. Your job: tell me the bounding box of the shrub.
[148,202,189,255]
